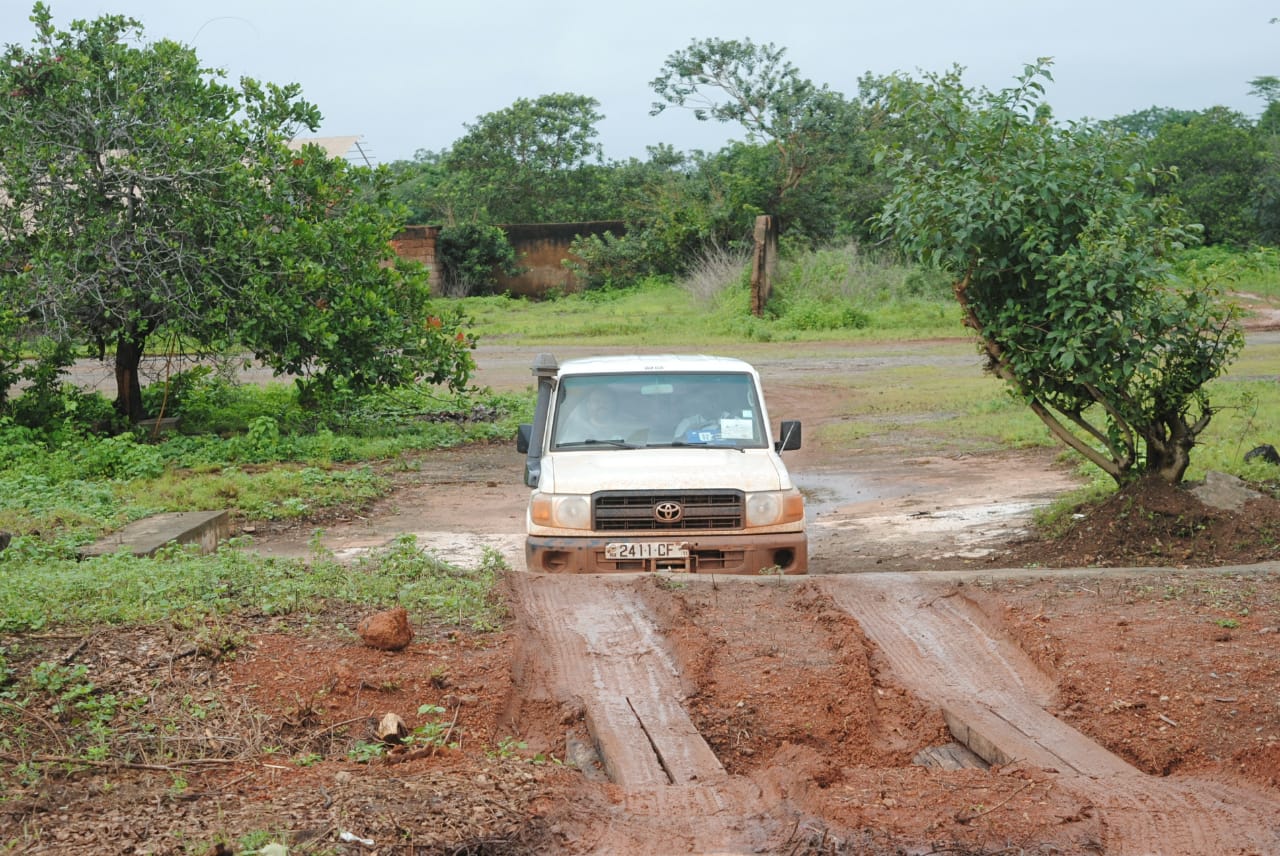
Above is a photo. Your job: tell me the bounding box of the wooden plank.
[913,741,989,770]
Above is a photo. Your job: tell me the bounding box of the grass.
[0,383,534,547]
[785,344,1060,456]
[1193,372,1280,483]
[0,534,507,634]
[0,378,529,642]
[1174,245,1280,301]
[443,245,966,347]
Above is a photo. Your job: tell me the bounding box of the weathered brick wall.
[494,221,625,297]
[392,221,625,298]
[390,225,442,288]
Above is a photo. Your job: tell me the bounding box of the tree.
[1253,112,1280,242]
[649,38,850,221]
[230,147,477,403]
[1104,106,1197,140]
[1249,75,1280,107]
[1145,106,1262,246]
[439,93,608,224]
[384,148,451,224]
[435,223,521,296]
[0,4,474,421]
[878,61,1242,485]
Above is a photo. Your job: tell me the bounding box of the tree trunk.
[1141,425,1193,485]
[114,333,148,422]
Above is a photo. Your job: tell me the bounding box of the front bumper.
[525,532,807,575]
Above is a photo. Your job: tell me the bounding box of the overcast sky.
[3,1,1277,164]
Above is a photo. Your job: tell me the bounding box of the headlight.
[744,488,805,527]
[529,493,591,529]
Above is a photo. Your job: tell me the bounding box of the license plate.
[605,542,689,560]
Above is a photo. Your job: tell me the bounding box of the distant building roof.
[288,135,375,166]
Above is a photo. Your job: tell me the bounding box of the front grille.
[593,490,744,531]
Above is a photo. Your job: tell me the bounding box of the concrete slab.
[79,510,230,559]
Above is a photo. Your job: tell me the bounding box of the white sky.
[3,1,1277,164]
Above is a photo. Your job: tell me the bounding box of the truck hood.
[538,447,793,494]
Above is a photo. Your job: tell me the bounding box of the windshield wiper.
[665,441,746,453]
[556,438,635,449]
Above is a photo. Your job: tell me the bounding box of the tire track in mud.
[819,573,1280,856]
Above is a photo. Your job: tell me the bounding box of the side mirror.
[516,423,532,454]
[775,420,802,452]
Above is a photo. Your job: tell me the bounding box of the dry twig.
[952,780,1035,824]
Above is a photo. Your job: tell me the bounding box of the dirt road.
[235,341,1280,854]
[509,571,1280,854]
[253,340,1084,573]
[15,339,1279,854]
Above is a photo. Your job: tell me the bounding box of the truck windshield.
[551,372,766,449]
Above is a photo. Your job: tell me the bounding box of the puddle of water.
[242,531,526,571]
[794,470,912,520]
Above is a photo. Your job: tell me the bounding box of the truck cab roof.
[555,354,759,377]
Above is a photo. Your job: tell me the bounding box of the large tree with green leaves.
[437,93,608,224]
[878,61,1242,485]
[0,4,473,422]
[649,37,863,236]
[1146,106,1262,246]
[650,38,836,199]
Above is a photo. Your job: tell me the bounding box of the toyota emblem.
[653,501,684,523]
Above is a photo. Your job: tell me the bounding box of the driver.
[673,384,729,440]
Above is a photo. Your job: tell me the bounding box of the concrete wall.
[391,221,625,298]
[493,221,625,297]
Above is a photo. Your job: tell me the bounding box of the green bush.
[159,374,307,436]
[73,434,164,481]
[0,308,23,407]
[139,364,218,420]
[761,243,944,332]
[779,300,870,331]
[436,223,521,297]
[902,265,953,298]
[564,231,652,291]
[0,420,45,469]
[6,352,125,435]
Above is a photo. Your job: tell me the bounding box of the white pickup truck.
[516,353,807,574]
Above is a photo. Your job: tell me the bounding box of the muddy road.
[253,340,1085,574]
[15,339,1280,854]
[233,341,1280,855]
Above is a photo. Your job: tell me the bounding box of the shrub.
[436,224,521,297]
[73,434,165,481]
[0,307,22,408]
[778,299,870,331]
[564,231,651,291]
